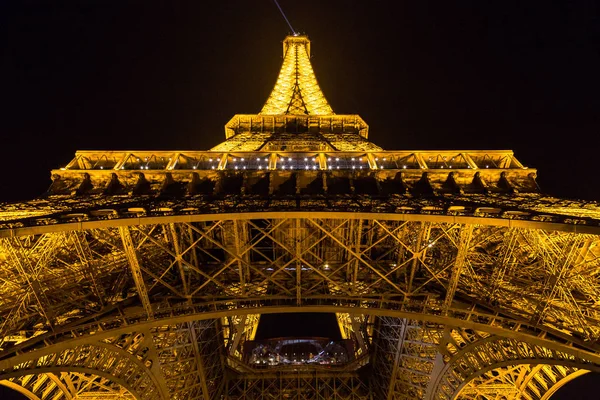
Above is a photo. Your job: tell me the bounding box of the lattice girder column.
[0,231,130,339]
[149,319,225,399]
[368,317,600,400]
[371,317,444,399]
[429,334,600,400]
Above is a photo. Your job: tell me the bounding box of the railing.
[1,194,599,232]
[226,353,370,373]
[60,150,525,172]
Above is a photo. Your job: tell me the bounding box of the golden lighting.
[260,35,333,116]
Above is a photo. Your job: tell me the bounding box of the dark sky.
[2,0,600,202]
[1,0,600,398]
[256,313,342,340]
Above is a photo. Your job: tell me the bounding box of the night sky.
[2,0,600,398]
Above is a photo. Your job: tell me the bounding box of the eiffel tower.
[1,33,600,399]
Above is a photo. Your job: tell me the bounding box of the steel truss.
[3,31,599,400]
[225,372,370,399]
[458,364,587,400]
[370,317,596,400]
[0,214,599,399]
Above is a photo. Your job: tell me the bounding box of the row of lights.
[98,163,488,170]
[102,163,386,170]
[96,156,491,170]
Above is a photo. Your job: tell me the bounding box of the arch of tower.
[1,34,600,399]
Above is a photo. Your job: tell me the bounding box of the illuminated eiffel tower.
[1,34,600,400]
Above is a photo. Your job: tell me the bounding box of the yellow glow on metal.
[260,35,333,115]
[336,313,352,340]
[1,32,599,400]
[246,314,260,341]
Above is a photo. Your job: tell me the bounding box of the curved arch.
[541,369,590,400]
[1,371,139,400]
[1,368,146,399]
[1,211,598,399]
[2,214,598,367]
[455,364,590,400]
[0,341,164,400]
[4,306,600,370]
[0,305,600,370]
[0,379,40,400]
[430,335,599,400]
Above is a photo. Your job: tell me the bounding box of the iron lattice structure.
[1,34,600,399]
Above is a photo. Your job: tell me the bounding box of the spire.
[260,35,334,116]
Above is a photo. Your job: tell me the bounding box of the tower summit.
[260,35,333,116]
[216,34,373,152]
[1,34,600,400]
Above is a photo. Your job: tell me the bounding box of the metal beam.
[444,225,473,312]
[118,226,154,319]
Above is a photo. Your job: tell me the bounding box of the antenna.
[272,0,297,35]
